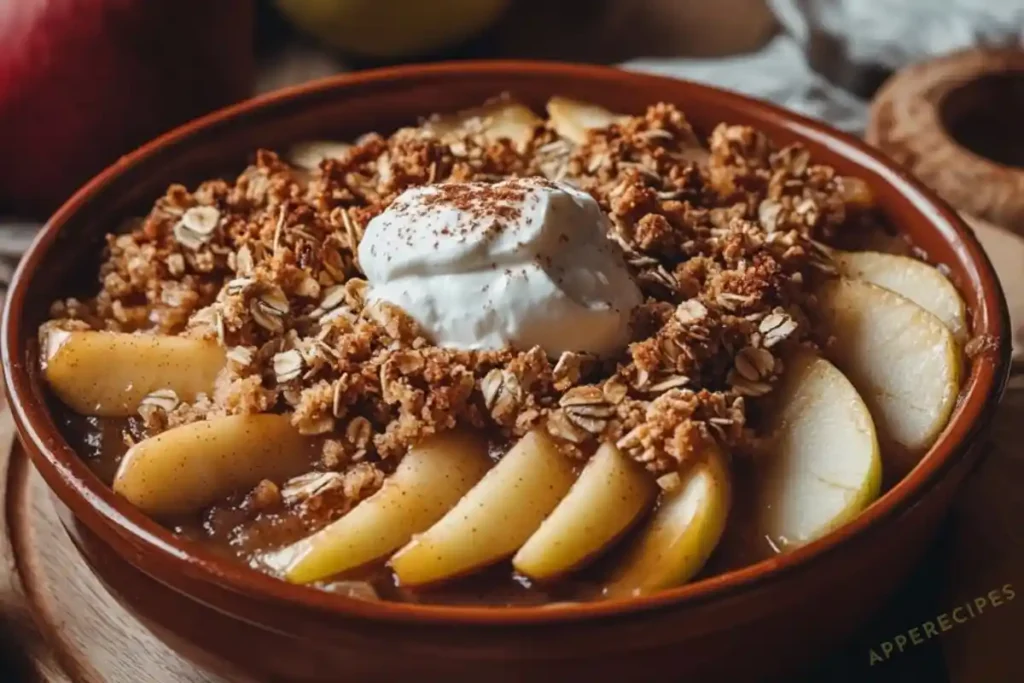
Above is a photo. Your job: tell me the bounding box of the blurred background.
[3,0,1022,226]
[0,0,772,222]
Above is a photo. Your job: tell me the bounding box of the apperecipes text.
[868,582,1016,665]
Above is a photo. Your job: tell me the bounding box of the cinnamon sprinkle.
[43,98,873,515]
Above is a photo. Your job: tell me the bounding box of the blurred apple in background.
[0,0,255,218]
[274,0,511,59]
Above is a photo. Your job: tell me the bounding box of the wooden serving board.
[0,402,221,683]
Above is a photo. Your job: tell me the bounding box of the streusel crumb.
[48,98,873,514]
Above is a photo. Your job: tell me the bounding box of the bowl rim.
[2,59,1011,627]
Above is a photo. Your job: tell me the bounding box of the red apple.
[0,0,255,217]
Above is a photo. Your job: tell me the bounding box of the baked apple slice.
[833,250,967,343]
[287,140,352,171]
[113,414,314,517]
[265,431,491,584]
[426,96,542,152]
[754,351,881,551]
[389,429,576,587]
[603,445,731,598]
[546,96,626,145]
[816,278,961,477]
[513,442,657,581]
[43,330,225,417]
[546,96,708,167]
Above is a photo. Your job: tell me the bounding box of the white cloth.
[624,36,869,133]
[625,0,1024,136]
[769,0,1024,70]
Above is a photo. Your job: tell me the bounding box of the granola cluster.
[46,100,872,514]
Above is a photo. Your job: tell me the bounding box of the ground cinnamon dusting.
[43,96,876,519]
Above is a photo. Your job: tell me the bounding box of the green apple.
[755,351,881,551]
[816,278,962,477]
[546,96,626,145]
[545,96,709,165]
[603,445,731,598]
[43,330,225,417]
[389,429,576,587]
[113,414,314,517]
[513,442,657,581]
[287,140,351,171]
[833,250,967,343]
[427,97,542,152]
[266,431,491,584]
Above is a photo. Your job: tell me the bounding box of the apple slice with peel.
[513,442,657,581]
[833,250,968,343]
[43,330,225,417]
[426,96,542,152]
[546,96,627,145]
[113,414,314,517]
[287,140,352,171]
[389,429,577,587]
[546,96,709,166]
[603,445,731,598]
[264,431,491,584]
[816,278,962,477]
[755,351,881,552]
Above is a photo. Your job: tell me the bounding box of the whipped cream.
[357,177,642,358]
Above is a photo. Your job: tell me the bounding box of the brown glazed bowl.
[1,62,1011,683]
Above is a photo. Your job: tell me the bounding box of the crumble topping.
[45,99,872,518]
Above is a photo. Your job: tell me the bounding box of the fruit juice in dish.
[40,95,966,605]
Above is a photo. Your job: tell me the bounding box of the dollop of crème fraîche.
[357,177,642,358]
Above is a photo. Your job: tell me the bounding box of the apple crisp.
[41,94,966,603]
[48,101,848,476]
